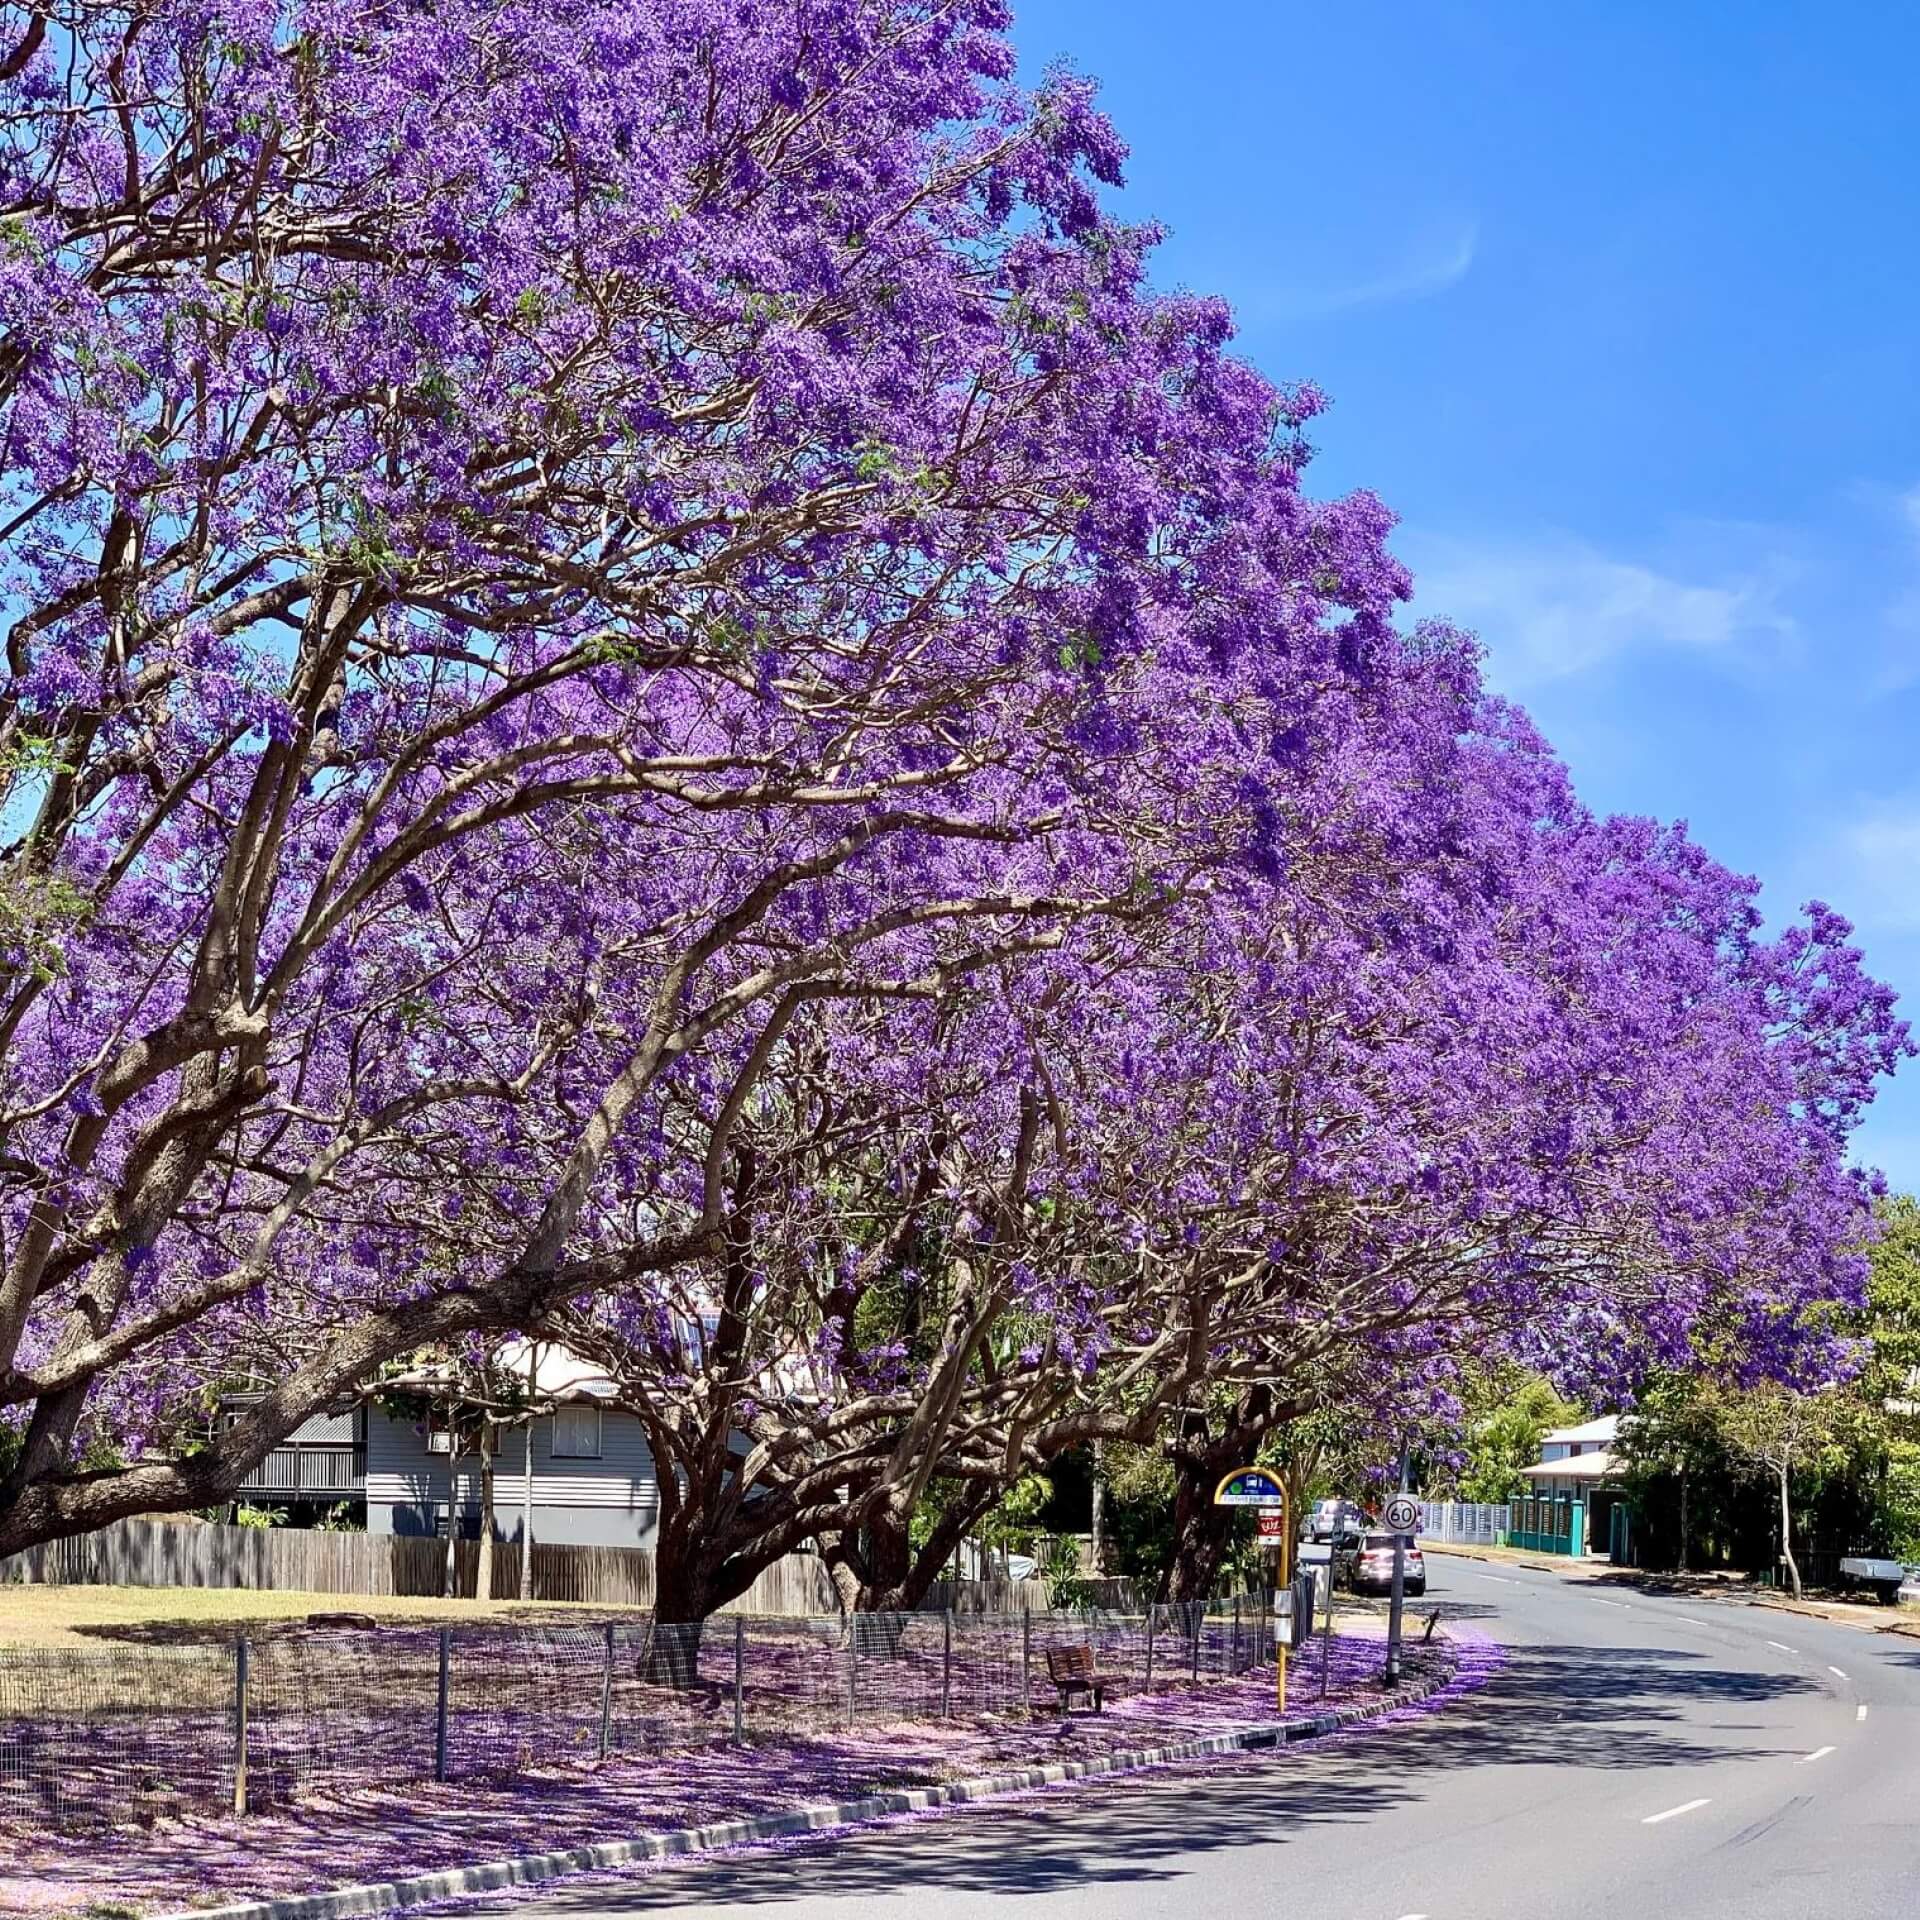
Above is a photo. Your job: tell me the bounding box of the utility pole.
[1385,1440,1409,1686]
[520,1339,541,1602]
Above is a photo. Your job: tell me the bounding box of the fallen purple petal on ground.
[0,1633,1469,1916]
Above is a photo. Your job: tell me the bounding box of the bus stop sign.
[1213,1467,1287,1507]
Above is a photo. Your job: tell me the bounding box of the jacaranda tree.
[0,0,1904,1579]
[0,0,1362,1549]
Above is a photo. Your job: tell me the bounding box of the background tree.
[1453,1370,1579,1506]
[1613,1374,1737,1573]
[1833,1194,1920,1559]
[1718,1385,1846,1598]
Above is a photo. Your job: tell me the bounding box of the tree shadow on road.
[481,1639,1822,1914]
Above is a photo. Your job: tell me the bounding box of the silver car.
[1344,1531,1426,1598]
[1307,1497,1368,1543]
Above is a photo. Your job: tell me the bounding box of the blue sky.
[1010,0,1920,1190]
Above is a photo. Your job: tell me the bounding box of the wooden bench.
[1045,1642,1109,1715]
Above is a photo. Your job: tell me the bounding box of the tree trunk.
[475,1425,496,1603]
[823,1486,995,1615]
[836,1512,916,1612]
[641,1552,729,1686]
[443,1436,461,1599]
[1160,1386,1277,1604]
[1163,1465,1237,1604]
[1778,1463,1801,1598]
[519,1413,536,1601]
[1090,1439,1107,1575]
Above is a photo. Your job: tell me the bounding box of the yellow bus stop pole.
[1276,1514,1290,1714]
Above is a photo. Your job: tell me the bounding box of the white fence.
[1416,1501,1510,1546]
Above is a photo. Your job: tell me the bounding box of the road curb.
[164,1666,1452,1920]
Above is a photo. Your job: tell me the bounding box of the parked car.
[1343,1532,1426,1598]
[1307,1498,1369,1543]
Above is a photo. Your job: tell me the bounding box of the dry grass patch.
[0,1584,644,1648]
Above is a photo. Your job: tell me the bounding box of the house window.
[551,1405,603,1459]
[426,1423,452,1454]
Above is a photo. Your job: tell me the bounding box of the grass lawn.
[0,1582,644,1647]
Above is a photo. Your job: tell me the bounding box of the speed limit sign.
[1383,1494,1420,1534]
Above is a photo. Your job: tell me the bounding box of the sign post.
[1385,1460,1416,1685]
[1213,1468,1288,1713]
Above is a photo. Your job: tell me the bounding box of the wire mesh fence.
[0,1594,1282,1831]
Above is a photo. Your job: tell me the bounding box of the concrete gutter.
[165,1667,1452,1920]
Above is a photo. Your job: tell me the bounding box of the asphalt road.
[502,1562,1920,1919]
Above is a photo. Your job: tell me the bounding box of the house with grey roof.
[229,1343,662,1549]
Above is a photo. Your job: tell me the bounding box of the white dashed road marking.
[1673,1614,1713,1626]
[1594,1598,1632,1609]
[1643,1798,1712,1825]
[1858,1704,1870,1721]
[1829,1666,1850,1681]
[1798,1745,1836,1765]
[1766,1641,1798,1653]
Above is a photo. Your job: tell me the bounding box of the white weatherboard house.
[1512,1415,1622,1558]
[365,1343,661,1549]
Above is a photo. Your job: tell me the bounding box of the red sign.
[1256,1509,1287,1542]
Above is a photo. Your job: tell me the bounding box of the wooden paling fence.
[0,1518,841,1614]
[0,1521,1189,1615]
[924,1573,1147,1614]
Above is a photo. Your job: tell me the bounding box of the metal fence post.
[1144,1611,1155,1693]
[1322,1559,1336,1699]
[598,1620,615,1762]
[1231,1596,1240,1673]
[733,1615,745,1744]
[846,1622,858,1730]
[941,1608,953,1718]
[231,1635,250,1816]
[1190,1603,1200,1684]
[1021,1607,1031,1712]
[434,1627,451,1783]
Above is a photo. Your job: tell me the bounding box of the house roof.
[1521,1449,1618,1482]
[1540,1415,1620,1446]
[384,1339,618,1406]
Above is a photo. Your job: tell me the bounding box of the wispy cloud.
[1874,483,1920,686]
[1255,219,1478,320]
[1829,799,1920,933]
[1400,530,1797,687]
